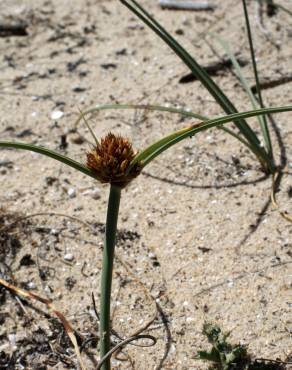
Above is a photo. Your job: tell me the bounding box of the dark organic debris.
[100,63,117,69]
[45,176,58,186]
[67,57,86,72]
[65,276,77,291]
[0,22,28,37]
[266,1,278,17]
[250,75,292,93]
[0,210,24,264]
[198,246,212,253]
[118,228,141,242]
[179,56,248,83]
[16,129,34,138]
[115,48,127,56]
[91,221,140,242]
[72,86,86,92]
[19,254,35,267]
[3,55,16,68]
[59,134,68,150]
[0,208,34,305]
[248,360,286,369]
[0,324,75,369]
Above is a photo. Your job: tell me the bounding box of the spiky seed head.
[86,133,141,188]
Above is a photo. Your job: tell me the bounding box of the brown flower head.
[86,133,141,187]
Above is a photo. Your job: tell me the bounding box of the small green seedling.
[197,323,287,370]
[197,323,248,370]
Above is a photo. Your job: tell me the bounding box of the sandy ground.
[0,0,291,369]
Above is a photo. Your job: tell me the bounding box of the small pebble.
[170,343,176,354]
[227,279,234,288]
[0,160,13,168]
[51,110,64,120]
[64,253,74,262]
[91,188,101,200]
[27,281,36,290]
[70,133,85,145]
[83,187,101,200]
[67,188,76,198]
[8,334,17,347]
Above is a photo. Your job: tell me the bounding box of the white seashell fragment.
[51,110,64,120]
[64,253,74,262]
[67,188,76,198]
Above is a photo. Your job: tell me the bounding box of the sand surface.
[0,0,291,369]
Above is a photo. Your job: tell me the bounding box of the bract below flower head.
[86,132,141,188]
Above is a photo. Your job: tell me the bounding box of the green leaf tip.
[0,141,101,181]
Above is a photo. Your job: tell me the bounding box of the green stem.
[100,184,122,370]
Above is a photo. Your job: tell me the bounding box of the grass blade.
[212,35,264,147]
[0,141,100,181]
[212,35,260,111]
[242,0,273,160]
[131,105,292,168]
[74,103,207,128]
[120,0,270,162]
[78,108,99,146]
[75,103,254,152]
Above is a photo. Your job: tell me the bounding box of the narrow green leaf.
[212,35,260,112]
[120,0,266,154]
[132,106,292,168]
[0,141,99,181]
[211,35,263,152]
[197,349,221,363]
[78,108,99,146]
[242,0,273,160]
[75,103,253,152]
[74,103,207,128]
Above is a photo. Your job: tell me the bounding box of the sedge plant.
[0,106,292,369]
[1,2,292,368]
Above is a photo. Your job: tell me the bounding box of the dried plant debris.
[91,220,140,242]
[0,208,28,264]
[1,323,76,369]
[0,208,33,298]
[0,208,144,369]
